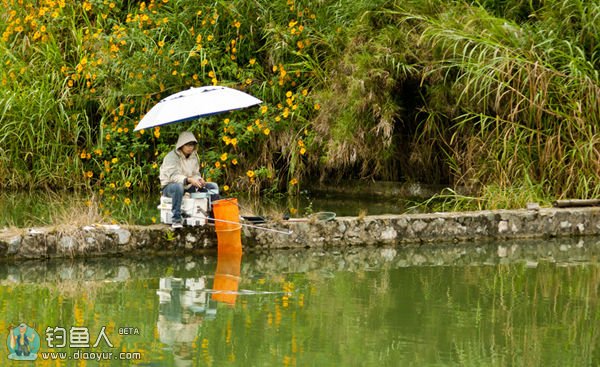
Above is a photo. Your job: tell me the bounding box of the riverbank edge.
[1,206,600,260]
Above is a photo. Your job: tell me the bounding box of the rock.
[3,206,600,260]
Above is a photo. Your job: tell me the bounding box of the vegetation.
[1,0,598,211]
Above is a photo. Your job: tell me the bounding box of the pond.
[2,237,600,366]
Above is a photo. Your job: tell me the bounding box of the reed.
[1,0,598,210]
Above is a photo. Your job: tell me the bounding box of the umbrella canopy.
[134,86,262,131]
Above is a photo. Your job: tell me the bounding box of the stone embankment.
[1,206,600,260]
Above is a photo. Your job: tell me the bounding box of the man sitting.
[160,131,219,228]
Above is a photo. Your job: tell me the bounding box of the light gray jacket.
[159,131,202,188]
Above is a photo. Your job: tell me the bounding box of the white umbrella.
[134,86,262,131]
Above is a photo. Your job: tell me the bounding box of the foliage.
[313,0,600,199]
[1,0,599,210]
[0,0,323,197]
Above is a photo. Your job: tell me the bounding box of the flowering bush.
[0,0,321,197]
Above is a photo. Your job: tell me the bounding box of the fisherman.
[10,324,35,357]
[160,131,219,229]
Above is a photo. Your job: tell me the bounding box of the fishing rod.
[207,217,293,235]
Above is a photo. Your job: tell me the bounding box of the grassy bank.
[1,0,598,209]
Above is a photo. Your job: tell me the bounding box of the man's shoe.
[171,221,183,229]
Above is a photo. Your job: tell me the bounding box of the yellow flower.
[85,171,93,178]
[263,128,270,135]
[109,183,116,189]
[314,103,321,110]
[112,157,119,164]
[300,147,306,155]
[152,163,158,169]
[158,40,165,48]
[215,161,221,168]
[260,105,268,114]
[80,151,87,159]
[223,185,230,192]
[151,217,157,223]
[230,138,238,146]
[246,170,255,178]
[249,58,256,65]
[232,159,238,165]
[125,181,131,188]
[106,134,111,141]
[302,89,308,96]
[94,149,103,156]
[290,178,298,185]
[220,153,228,161]
[286,91,292,98]
[124,197,131,205]
[224,118,230,124]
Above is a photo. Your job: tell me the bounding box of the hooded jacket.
[159,131,202,188]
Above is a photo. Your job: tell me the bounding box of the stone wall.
[1,207,600,260]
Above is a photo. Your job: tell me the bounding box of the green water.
[2,238,600,366]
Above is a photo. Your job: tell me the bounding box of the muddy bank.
[1,207,600,260]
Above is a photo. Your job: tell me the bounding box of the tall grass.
[411,1,600,199]
[1,0,598,209]
[313,0,599,203]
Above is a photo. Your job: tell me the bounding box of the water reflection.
[2,237,600,366]
[156,250,243,366]
[157,277,209,367]
[212,253,242,305]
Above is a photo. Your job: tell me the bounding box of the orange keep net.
[212,198,242,254]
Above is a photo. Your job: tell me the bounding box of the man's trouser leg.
[163,183,184,223]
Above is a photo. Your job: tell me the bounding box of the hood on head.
[176,131,198,150]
